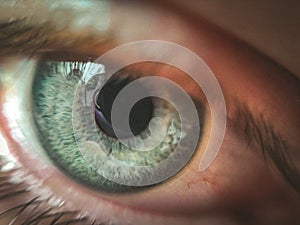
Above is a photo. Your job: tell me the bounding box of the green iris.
[32,60,183,192]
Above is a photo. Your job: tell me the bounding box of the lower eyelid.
[0,157,209,225]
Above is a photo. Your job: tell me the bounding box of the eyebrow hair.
[233,103,300,193]
[0,16,299,194]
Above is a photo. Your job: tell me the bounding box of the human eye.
[0,1,300,225]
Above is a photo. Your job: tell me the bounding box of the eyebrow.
[0,16,299,194]
[232,103,300,193]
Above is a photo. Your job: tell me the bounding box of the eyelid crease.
[230,102,300,193]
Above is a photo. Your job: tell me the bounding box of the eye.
[1,1,299,225]
[31,58,199,193]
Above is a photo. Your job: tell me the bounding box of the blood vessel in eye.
[94,77,153,138]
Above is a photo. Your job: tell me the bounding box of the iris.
[32,60,186,192]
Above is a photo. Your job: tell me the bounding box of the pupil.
[95,78,153,138]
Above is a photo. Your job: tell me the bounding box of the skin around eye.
[0,0,299,224]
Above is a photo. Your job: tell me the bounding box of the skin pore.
[0,1,299,225]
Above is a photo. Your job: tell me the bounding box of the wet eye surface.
[31,59,199,193]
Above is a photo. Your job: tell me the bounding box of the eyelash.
[0,161,96,225]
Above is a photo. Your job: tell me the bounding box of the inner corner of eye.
[29,58,201,194]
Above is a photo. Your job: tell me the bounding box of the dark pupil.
[95,78,153,138]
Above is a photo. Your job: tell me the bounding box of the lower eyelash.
[0,158,112,225]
